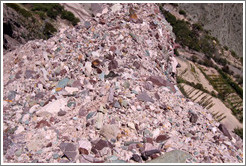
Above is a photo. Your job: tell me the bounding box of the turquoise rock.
[143,129,152,137]
[39,102,45,107]
[73,117,78,120]
[145,50,150,56]
[25,120,29,125]
[56,78,70,88]
[53,153,59,159]
[67,101,76,107]
[108,155,118,161]
[36,150,42,154]
[86,111,96,120]
[111,160,127,163]
[147,150,192,163]
[99,73,105,81]
[132,90,138,94]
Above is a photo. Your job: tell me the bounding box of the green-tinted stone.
[108,155,118,161]
[121,100,128,108]
[53,153,59,159]
[145,50,150,56]
[15,149,22,156]
[147,150,192,163]
[56,78,70,88]
[123,81,130,89]
[67,101,76,107]
[86,111,96,120]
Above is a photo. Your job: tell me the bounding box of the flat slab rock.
[147,150,192,163]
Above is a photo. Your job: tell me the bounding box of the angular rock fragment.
[137,91,154,103]
[155,134,170,143]
[190,113,198,124]
[218,124,232,140]
[100,124,119,140]
[59,143,78,161]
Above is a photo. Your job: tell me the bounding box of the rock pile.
[3,3,243,163]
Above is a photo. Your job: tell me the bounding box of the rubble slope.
[3,3,243,163]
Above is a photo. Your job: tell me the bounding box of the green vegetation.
[177,84,189,98]
[217,68,243,99]
[223,45,229,51]
[198,66,243,123]
[43,22,57,38]
[6,3,32,18]
[234,128,243,139]
[169,3,179,7]
[174,48,180,56]
[61,10,80,26]
[159,6,216,55]
[179,9,186,16]
[26,3,80,25]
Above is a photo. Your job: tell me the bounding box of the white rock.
[127,122,135,130]
[15,126,25,135]
[37,98,68,116]
[102,7,108,14]
[111,4,122,13]
[212,127,217,134]
[153,128,160,138]
[91,51,100,58]
[22,114,30,122]
[162,87,170,92]
[65,87,79,94]
[96,112,104,130]
[79,139,92,151]
[29,104,40,114]
[188,101,194,105]
[85,62,93,76]
[15,113,22,122]
[224,141,232,146]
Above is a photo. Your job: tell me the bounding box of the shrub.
[43,22,57,38]
[36,11,46,20]
[192,23,203,31]
[234,128,243,139]
[47,8,59,19]
[191,55,198,62]
[223,45,229,50]
[179,9,186,16]
[6,3,32,18]
[170,3,179,7]
[230,50,237,57]
[61,10,80,25]
[174,48,180,56]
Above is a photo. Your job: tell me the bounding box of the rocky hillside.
[178,3,243,57]
[3,3,243,163]
[3,3,80,54]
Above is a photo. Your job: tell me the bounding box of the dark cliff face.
[178,3,243,57]
[3,4,45,54]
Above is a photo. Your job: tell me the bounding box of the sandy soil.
[182,84,243,131]
[177,57,217,93]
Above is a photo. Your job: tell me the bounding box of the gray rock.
[137,91,154,103]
